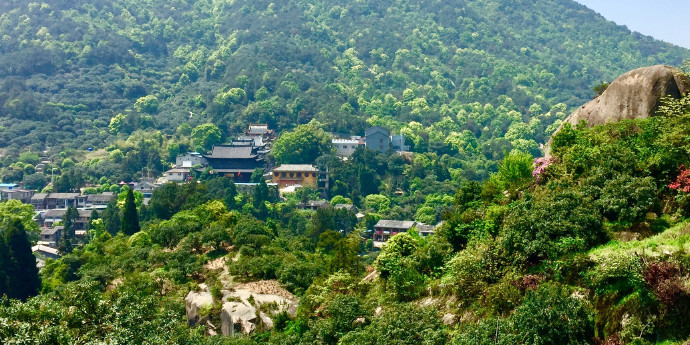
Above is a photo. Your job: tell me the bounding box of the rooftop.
[374,220,416,229]
[205,145,258,159]
[41,226,63,236]
[44,209,94,218]
[48,193,82,199]
[167,168,191,173]
[332,138,360,143]
[32,245,60,256]
[31,193,49,200]
[273,164,320,172]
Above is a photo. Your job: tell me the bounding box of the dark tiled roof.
[44,209,93,218]
[206,145,257,159]
[374,220,416,229]
[273,164,319,172]
[334,204,355,210]
[87,194,116,202]
[365,126,389,137]
[31,193,49,201]
[41,226,63,236]
[47,193,81,199]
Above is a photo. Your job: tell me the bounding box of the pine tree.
[4,218,40,300]
[120,188,140,235]
[0,235,9,297]
[225,181,237,210]
[102,200,121,235]
[63,207,79,240]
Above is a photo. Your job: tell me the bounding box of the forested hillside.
[0,0,687,156]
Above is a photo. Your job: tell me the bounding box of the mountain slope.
[0,0,687,154]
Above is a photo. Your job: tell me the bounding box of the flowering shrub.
[669,165,690,193]
[532,157,555,183]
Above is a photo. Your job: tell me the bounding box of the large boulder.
[220,285,299,336]
[184,284,214,327]
[546,65,690,155]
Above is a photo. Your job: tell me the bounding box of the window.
[289,172,294,177]
[380,138,384,143]
[296,173,301,177]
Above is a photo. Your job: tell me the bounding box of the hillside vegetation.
[0,0,687,155]
[1,76,690,345]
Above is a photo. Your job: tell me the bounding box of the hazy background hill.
[0,0,687,153]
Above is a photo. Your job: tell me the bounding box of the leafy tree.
[339,304,447,345]
[191,123,222,152]
[0,200,39,237]
[511,284,594,345]
[272,120,333,164]
[133,95,159,114]
[120,188,140,235]
[4,219,40,300]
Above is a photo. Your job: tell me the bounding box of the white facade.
[332,139,360,157]
[176,153,207,168]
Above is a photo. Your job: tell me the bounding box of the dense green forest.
[2,0,690,343]
[0,0,688,169]
[3,82,690,344]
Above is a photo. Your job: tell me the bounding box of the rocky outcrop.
[219,283,298,336]
[566,65,689,127]
[546,65,690,155]
[185,284,214,327]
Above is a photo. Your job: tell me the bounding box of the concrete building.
[43,209,94,230]
[272,165,327,190]
[0,189,33,203]
[332,138,361,157]
[166,168,192,182]
[176,152,208,168]
[39,226,63,247]
[373,220,416,242]
[391,134,410,152]
[364,127,390,152]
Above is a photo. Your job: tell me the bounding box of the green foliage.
[272,120,333,164]
[133,95,159,114]
[339,304,447,345]
[191,123,223,152]
[3,219,41,300]
[120,188,140,235]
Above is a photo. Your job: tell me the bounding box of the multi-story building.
[272,165,327,190]
[364,126,390,152]
[204,144,265,182]
[332,138,362,157]
[176,152,208,168]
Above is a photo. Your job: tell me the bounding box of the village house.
[39,226,63,247]
[42,209,93,230]
[32,245,61,260]
[332,138,362,158]
[132,180,158,198]
[297,200,331,211]
[271,164,327,190]
[0,188,34,203]
[364,126,390,152]
[165,167,192,182]
[85,192,116,208]
[373,220,417,242]
[31,193,87,210]
[176,152,208,168]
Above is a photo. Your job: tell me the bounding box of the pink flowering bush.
[669,165,690,193]
[532,157,555,183]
